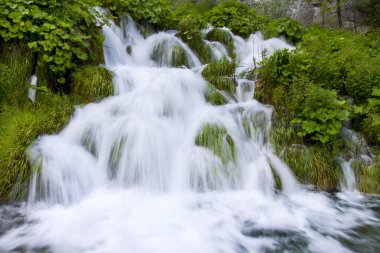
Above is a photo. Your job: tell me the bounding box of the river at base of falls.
[0,191,380,253]
[1,17,380,253]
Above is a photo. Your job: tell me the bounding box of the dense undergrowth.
[0,0,379,201]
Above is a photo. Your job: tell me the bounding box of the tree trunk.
[337,0,343,28]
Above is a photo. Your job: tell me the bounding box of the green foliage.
[291,86,350,144]
[178,31,214,64]
[204,85,227,105]
[71,66,114,103]
[195,123,236,165]
[202,58,236,93]
[205,28,235,59]
[263,17,304,44]
[355,88,380,145]
[204,0,267,38]
[298,27,380,104]
[152,41,191,67]
[358,154,380,194]
[0,94,74,201]
[280,144,340,191]
[0,43,33,105]
[0,0,106,88]
[103,0,173,29]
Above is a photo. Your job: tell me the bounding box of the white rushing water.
[0,18,379,253]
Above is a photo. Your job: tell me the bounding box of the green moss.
[179,31,214,64]
[204,85,227,106]
[0,94,74,202]
[202,59,236,93]
[0,43,34,106]
[152,41,191,68]
[205,28,235,59]
[243,111,270,140]
[71,66,114,103]
[171,45,190,67]
[195,123,236,165]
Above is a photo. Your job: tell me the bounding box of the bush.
[262,17,304,44]
[103,0,173,29]
[204,0,267,38]
[291,86,350,144]
[0,0,106,87]
[71,66,114,103]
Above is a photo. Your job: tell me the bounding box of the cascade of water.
[339,128,375,191]
[28,75,37,102]
[1,18,379,253]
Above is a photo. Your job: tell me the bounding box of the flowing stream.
[0,18,380,253]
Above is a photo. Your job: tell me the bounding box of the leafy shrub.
[263,17,304,44]
[71,66,114,103]
[298,27,380,104]
[204,0,267,38]
[0,0,106,87]
[355,88,380,145]
[291,86,350,144]
[103,0,173,29]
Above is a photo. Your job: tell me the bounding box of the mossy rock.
[205,29,235,59]
[71,66,114,103]
[178,31,214,64]
[243,111,270,141]
[205,85,227,106]
[152,40,190,68]
[202,59,236,93]
[171,45,190,67]
[195,123,236,165]
[0,95,73,202]
[280,145,340,191]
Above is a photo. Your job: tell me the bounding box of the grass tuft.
[195,123,236,165]
[71,66,114,103]
[202,58,236,93]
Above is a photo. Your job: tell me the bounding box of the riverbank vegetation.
[0,0,379,201]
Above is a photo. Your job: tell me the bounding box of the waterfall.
[0,18,379,253]
[339,128,375,191]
